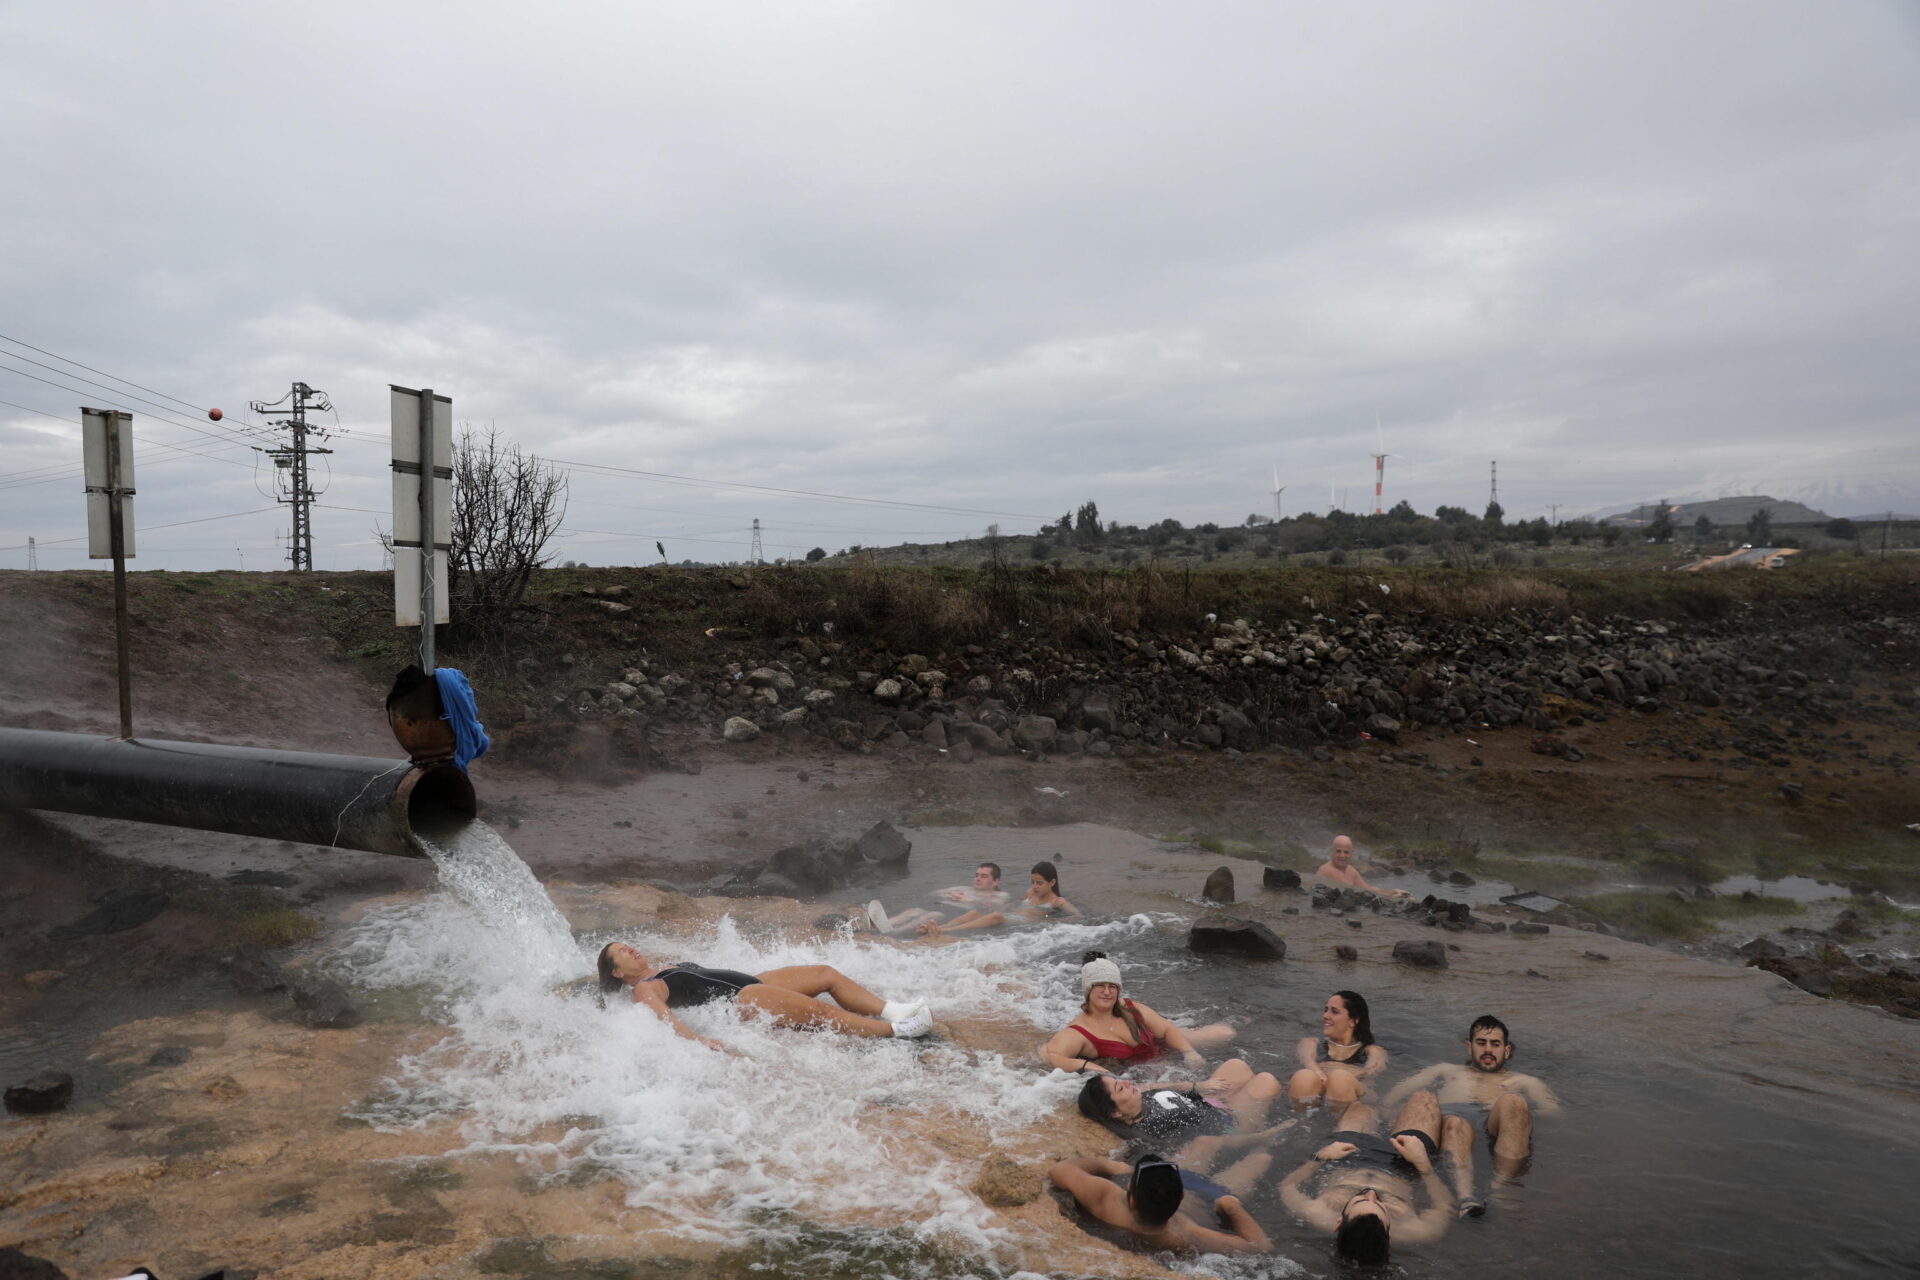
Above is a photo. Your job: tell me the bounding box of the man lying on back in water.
[1382,1014,1561,1208]
[1277,1089,1470,1265]
[861,862,1007,934]
[1314,835,1409,898]
[1048,1150,1271,1255]
[597,942,933,1050]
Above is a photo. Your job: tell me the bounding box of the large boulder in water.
[854,821,912,865]
[1201,866,1235,904]
[3,1072,74,1115]
[768,843,841,891]
[1392,940,1449,970]
[1262,867,1303,891]
[1188,916,1285,960]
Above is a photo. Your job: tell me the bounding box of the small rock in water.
[1526,969,1551,980]
[0,1246,71,1279]
[854,821,912,865]
[227,944,289,995]
[1509,922,1550,936]
[204,1074,247,1102]
[1392,940,1448,969]
[1188,916,1285,959]
[290,976,363,1029]
[1737,936,1786,958]
[1202,866,1236,904]
[1582,951,1612,962]
[4,1072,75,1115]
[48,885,169,939]
[147,1046,192,1068]
[1334,945,1359,961]
[1262,867,1303,891]
[722,716,762,743]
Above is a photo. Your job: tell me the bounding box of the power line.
[0,504,282,553]
[0,351,261,449]
[0,331,247,430]
[0,370,270,473]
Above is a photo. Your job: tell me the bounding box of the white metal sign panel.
[389,386,452,546]
[82,408,135,559]
[394,548,450,626]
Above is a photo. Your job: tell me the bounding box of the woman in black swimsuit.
[597,942,934,1050]
[1289,990,1388,1116]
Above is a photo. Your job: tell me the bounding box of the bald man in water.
[1314,836,1408,898]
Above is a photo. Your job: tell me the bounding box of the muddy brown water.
[5,823,1919,1279]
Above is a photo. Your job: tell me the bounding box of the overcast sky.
[4,1,1918,571]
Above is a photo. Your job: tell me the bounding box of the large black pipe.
[0,728,475,858]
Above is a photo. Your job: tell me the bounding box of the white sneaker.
[880,999,921,1022]
[866,900,894,934]
[890,1006,935,1038]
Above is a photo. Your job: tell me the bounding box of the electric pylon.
[249,382,333,571]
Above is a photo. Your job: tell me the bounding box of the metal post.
[418,387,435,672]
[106,422,133,740]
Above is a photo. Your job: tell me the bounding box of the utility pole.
[1489,461,1499,509]
[26,536,35,570]
[249,381,333,571]
[1548,503,1561,527]
[750,518,764,565]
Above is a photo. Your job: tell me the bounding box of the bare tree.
[449,423,567,638]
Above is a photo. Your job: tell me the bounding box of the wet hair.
[597,943,626,996]
[1077,1073,1121,1125]
[977,861,1002,882]
[1334,1210,1390,1265]
[1031,860,1060,890]
[1331,991,1375,1049]
[1077,950,1147,1046]
[1469,1014,1511,1046]
[1127,1154,1184,1227]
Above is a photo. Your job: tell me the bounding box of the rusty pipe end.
[392,763,477,855]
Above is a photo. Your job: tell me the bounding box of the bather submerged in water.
[1048,1149,1272,1255]
[596,942,935,1051]
[1041,951,1235,1075]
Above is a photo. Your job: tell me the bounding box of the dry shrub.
[1401,573,1571,617]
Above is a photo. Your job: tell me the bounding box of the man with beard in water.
[1381,1014,1561,1210]
[596,942,934,1050]
[1048,1151,1271,1255]
[1277,1089,1470,1264]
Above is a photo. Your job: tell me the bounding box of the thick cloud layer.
[4,1,1917,569]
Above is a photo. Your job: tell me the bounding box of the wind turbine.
[1271,466,1286,522]
[1370,412,1400,515]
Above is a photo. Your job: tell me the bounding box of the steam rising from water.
[332,823,1176,1257]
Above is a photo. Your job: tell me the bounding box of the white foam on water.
[333,826,1177,1265]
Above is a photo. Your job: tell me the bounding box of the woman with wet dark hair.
[596,941,933,1050]
[919,860,1080,935]
[1289,990,1388,1115]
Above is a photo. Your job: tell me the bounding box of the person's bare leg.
[1322,1069,1364,1123]
[1213,1151,1272,1198]
[736,984,894,1037]
[1487,1092,1533,1184]
[932,911,1005,933]
[1207,1058,1254,1090]
[1177,1119,1298,1172]
[1441,1114,1481,1215]
[754,965,887,1016]
[1335,1101,1379,1134]
[1288,1067,1327,1110]
[1187,1024,1236,1052]
[1224,1070,1282,1130]
[1388,1089,1441,1145]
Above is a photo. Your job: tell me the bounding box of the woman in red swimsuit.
[1041,952,1236,1075]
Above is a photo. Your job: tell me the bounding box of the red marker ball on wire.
[208,407,223,421]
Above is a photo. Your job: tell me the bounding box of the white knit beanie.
[1080,956,1123,994]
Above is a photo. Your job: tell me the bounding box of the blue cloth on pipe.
[433,667,490,770]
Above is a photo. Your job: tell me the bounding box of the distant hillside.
[1601,495,1830,527]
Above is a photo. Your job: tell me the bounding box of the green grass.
[1572,890,1804,940]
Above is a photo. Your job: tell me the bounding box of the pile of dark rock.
[545,600,1915,767]
[690,821,914,898]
